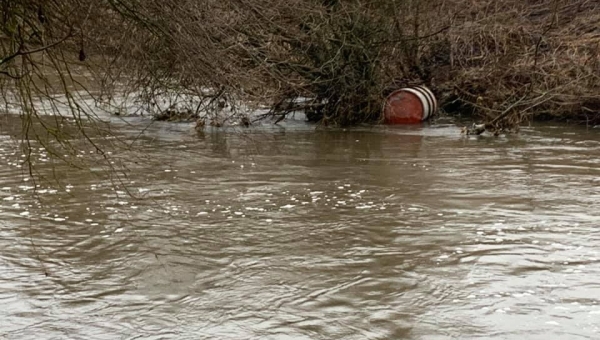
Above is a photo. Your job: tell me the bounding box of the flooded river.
[1,116,599,339]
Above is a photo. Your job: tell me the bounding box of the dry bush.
[129,0,597,128]
[102,0,450,126]
[2,0,599,152]
[427,0,600,128]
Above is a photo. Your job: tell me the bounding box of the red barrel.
[383,86,437,124]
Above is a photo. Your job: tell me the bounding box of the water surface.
[1,117,599,339]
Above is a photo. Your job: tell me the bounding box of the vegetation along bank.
[1,0,598,138]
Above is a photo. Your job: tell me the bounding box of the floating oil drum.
[383,86,437,124]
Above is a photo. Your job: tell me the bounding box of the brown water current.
[1,116,599,339]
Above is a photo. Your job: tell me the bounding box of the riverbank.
[136,0,600,128]
[1,0,598,133]
[429,0,600,127]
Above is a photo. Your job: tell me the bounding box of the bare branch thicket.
[434,0,600,130]
[118,0,600,129]
[100,0,451,126]
[0,0,156,185]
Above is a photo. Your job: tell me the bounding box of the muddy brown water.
[1,116,599,340]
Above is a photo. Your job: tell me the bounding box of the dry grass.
[428,0,600,128]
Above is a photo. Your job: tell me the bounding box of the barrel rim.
[415,85,437,114]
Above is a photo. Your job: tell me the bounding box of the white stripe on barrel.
[415,86,437,116]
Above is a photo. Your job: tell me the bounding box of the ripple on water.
[1,123,600,339]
